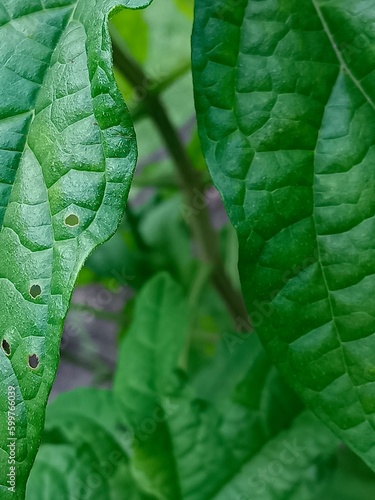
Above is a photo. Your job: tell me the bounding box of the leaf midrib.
[311,0,375,111]
[305,0,375,439]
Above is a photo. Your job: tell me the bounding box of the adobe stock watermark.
[180,186,218,223]
[7,385,17,493]
[235,438,307,499]
[223,249,320,354]
[68,397,179,499]
[332,15,375,66]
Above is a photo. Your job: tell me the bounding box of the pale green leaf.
[114,273,189,499]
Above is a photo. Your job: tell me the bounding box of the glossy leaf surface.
[192,0,375,468]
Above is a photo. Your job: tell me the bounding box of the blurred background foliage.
[28,1,375,498]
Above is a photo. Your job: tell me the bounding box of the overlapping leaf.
[27,388,153,499]
[114,273,338,499]
[192,0,375,468]
[0,0,152,497]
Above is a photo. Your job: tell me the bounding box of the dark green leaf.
[192,0,375,469]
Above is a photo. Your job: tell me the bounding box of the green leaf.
[194,332,303,430]
[114,273,338,499]
[114,273,189,499]
[27,388,153,499]
[192,0,375,469]
[213,411,337,500]
[0,0,151,496]
[27,444,106,500]
[115,273,190,425]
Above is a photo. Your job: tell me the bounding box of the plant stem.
[111,37,250,328]
[130,60,191,121]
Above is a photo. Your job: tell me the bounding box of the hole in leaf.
[28,354,39,369]
[29,284,42,299]
[2,339,10,356]
[65,214,79,227]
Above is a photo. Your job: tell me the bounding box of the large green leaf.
[192,0,375,469]
[0,0,151,497]
[114,273,338,499]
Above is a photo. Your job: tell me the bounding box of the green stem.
[130,61,191,121]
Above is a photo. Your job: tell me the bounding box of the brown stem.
[111,35,250,328]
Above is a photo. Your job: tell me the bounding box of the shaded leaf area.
[192,0,375,469]
[0,0,152,496]
[27,389,153,500]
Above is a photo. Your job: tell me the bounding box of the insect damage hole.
[28,354,39,369]
[2,339,10,356]
[65,214,79,227]
[29,284,42,299]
